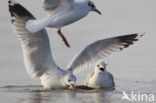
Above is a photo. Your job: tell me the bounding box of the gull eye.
[97,65,100,67]
[92,4,95,8]
[68,79,71,82]
[88,2,91,6]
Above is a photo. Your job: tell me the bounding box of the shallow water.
[0,0,156,103]
[0,82,155,103]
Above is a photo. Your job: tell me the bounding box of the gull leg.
[57,29,70,48]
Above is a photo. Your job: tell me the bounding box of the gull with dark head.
[26,0,102,47]
[8,0,143,89]
[85,61,115,89]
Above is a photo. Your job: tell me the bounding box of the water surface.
[0,0,156,103]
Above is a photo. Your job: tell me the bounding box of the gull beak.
[71,83,75,88]
[68,82,76,89]
[100,68,104,73]
[95,9,102,15]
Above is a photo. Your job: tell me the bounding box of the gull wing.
[108,72,115,87]
[9,0,57,79]
[67,33,143,74]
[43,0,74,16]
[85,72,94,86]
[25,0,74,33]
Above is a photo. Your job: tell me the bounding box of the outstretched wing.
[43,0,74,16]
[67,33,143,74]
[8,0,57,79]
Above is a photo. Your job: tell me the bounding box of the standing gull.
[8,0,143,89]
[26,0,102,47]
[85,61,115,89]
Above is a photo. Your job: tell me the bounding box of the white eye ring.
[97,65,100,67]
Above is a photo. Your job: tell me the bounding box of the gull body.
[85,61,115,88]
[9,0,142,89]
[26,0,92,30]
[26,0,102,47]
[46,1,91,27]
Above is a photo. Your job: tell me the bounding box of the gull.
[8,0,143,89]
[26,0,102,47]
[85,61,115,89]
[9,0,76,89]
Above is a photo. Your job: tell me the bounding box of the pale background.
[0,0,156,103]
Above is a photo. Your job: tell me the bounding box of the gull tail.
[26,18,51,33]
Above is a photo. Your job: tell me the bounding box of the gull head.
[63,74,76,89]
[87,1,102,15]
[95,61,107,73]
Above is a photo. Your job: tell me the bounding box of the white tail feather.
[26,18,51,33]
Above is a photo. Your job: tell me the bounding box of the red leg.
[57,29,70,48]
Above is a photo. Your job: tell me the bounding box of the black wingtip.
[117,33,144,50]
[8,0,11,4]
[8,0,35,21]
[138,32,145,37]
[8,0,13,17]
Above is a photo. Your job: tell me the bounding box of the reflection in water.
[91,91,112,103]
[22,91,51,103]
[20,89,113,103]
[0,85,116,103]
[21,89,76,103]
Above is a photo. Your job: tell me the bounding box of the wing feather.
[67,33,144,74]
[43,0,73,16]
[9,0,57,79]
[43,0,61,10]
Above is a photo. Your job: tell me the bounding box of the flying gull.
[26,0,102,47]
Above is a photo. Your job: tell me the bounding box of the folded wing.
[25,0,74,33]
[43,0,73,16]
